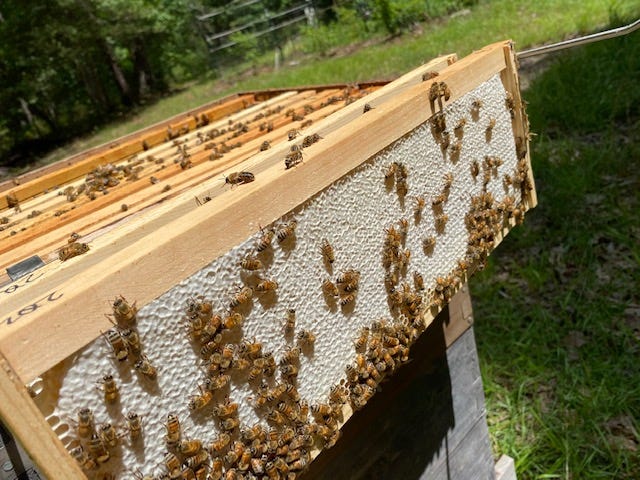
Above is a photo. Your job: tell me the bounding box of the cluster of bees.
[321,268,361,309]
[284,133,322,170]
[384,160,409,200]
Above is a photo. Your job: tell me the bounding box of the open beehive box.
[0,40,535,479]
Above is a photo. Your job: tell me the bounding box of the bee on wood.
[179,439,203,457]
[110,295,137,326]
[229,286,253,309]
[259,140,271,151]
[284,309,296,336]
[134,355,157,380]
[505,92,516,118]
[322,278,339,297]
[297,329,316,346]
[301,133,321,148]
[320,238,335,264]
[240,255,263,271]
[58,242,90,261]
[287,129,299,141]
[104,328,129,362]
[284,149,303,169]
[96,374,119,404]
[256,278,278,292]
[422,71,439,81]
[363,103,373,113]
[165,413,181,449]
[255,225,275,252]
[423,236,436,254]
[70,445,97,471]
[225,171,255,186]
[276,220,297,242]
[208,432,231,455]
[75,408,95,438]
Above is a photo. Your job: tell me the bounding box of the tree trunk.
[102,39,136,106]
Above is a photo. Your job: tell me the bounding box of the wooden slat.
[0,95,255,210]
[0,353,85,479]
[0,43,512,383]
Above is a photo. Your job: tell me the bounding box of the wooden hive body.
[0,41,534,479]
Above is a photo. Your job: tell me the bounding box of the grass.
[473,29,640,479]
[19,0,640,178]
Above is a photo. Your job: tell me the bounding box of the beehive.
[0,41,534,479]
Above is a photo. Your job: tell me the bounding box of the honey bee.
[285,149,303,169]
[320,238,335,264]
[256,278,278,292]
[87,433,110,463]
[256,226,275,252]
[289,459,308,471]
[396,177,408,197]
[414,196,426,218]
[179,438,203,457]
[134,354,157,380]
[125,411,143,441]
[70,445,97,471]
[336,269,360,286]
[485,118,496,141]
[222,312,243,330]
[110,295,138,326]
[225,171,255,186]
[209,432,231,455]
[413,271,425,291]
[222,417,240,431]
[454,118,466,137]
[340,293,356,306]
[120,328,141,356]
[229,287,253,309]
[443,172,454,191]
[206,374,230,391]
[238,338,263,359]
[105,328,129,362]
[471,159,480,178]
[96,374,119,404]
[505,92,515,118]
[75,407,95,438]
[185,450,209,470]
[58,242,90,261]
[239,255,263,271]
[281,345,301,365]
[287,129,299,141]
[224,439,245,465]
[266,409,286,426]
[363,103,373,113]
[435,214,449,233]
[165,413,181,448]
[471,99,483,111]
[164,452,181,477]
[322,278,339,297]
[188,385,213,411]
[212,398,239,418]
[384,162,398,180]
[283,309,296,336]
[280,363,299,378]
[98,422,119,448]
[329,384,349,404]
[259,140,271,151]
[276,220,297,242]
[422,71,439,81]
[301,133,321,148]
[297,329,316,346]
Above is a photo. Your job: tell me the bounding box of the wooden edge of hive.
[0,41,513,385]
[0,54,457,272]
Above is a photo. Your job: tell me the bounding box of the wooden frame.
[0,41,533,478]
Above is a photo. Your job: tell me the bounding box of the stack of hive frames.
[0,41,534,479]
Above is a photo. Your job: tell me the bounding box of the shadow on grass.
[473,19,640,480]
